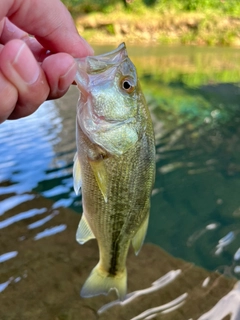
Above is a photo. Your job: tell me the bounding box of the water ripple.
[234,248,240,261]
[0,194,35,216]
[215,231,235,255]
[0,278,12,293]
[27,211,58,230]
[0,251,18,263]
[0,208,47,229]
[98,270,181,314]
[131,293,188,320]
[41,185,70,198]
[34,224,67,240]
[0,101,62,194]
[198,282,240,320]
[52,198,73,209]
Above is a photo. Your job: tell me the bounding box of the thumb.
[0,0,93,57]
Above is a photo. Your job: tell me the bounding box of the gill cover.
[75,43,140,156]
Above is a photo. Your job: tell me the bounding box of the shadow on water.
[1,45,240,319]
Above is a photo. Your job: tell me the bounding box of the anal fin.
[132,215,149,255]
[89,159,108,203]
[76,214,95,244]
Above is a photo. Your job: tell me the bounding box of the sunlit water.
[1,45,240,318]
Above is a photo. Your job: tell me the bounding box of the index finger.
[0,0,93,57]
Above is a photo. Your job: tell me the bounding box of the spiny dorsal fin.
[73,152,82,195]
[76,214,95,244]
[89,159,108,203]
[132,215,149,255]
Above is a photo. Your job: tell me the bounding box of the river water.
[1,45,240,319]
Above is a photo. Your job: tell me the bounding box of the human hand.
[0,0,94,123]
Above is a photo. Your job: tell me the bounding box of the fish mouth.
[75,43,128,94]
[75,42,132,125]
[75,43,139,155]
[89,43,127,68]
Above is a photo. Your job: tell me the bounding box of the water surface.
[1,45,240,319]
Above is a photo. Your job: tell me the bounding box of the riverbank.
[75,11,240,46]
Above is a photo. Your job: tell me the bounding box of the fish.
[73,43,155,300]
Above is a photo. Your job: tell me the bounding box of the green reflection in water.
[48,45,240,275]
[104,45,240,273]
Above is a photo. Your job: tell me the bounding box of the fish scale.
[73,43,155,300]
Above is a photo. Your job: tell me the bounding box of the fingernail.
[58,61,77,92]
[12,43,40,84]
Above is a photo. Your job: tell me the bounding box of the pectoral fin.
[132,215,149,255]
[89,160,108,203]
[73,153,82,195]
[76,214,95,244]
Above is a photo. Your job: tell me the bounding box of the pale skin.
[0,0,94,123]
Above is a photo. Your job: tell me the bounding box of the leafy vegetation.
[61,0,240,45]
[61,0,121,15]
[62,0,240,16]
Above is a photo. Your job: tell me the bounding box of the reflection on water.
[130,293,188,320]
[98,270,182,314]
[1,45,240,318]
[198,282,240,320]
[33,224,67,241]
[0,194,35,215]
[0,208,47,228]
[0,251,18,263]
[0,101,60,193]
[98,269,240,320]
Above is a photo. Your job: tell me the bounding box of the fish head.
[76,43,145,156]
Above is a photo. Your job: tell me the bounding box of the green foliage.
[61,0,240,16]
[151,0,240,15]
[105,24,115,35]
[61,0,122,14]
[181,0,223,11]
[180,0,240,14]
[62,0,240,46]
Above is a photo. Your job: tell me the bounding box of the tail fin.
[80,263,127,301]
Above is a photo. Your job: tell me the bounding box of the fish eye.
[121,78,135,94]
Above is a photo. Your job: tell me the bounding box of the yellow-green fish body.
[73,43,155,300]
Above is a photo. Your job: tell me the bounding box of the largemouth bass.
[73,43,155,300]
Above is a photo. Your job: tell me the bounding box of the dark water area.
[1,45,240,319]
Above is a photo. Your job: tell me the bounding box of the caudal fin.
[81,263,127,300]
